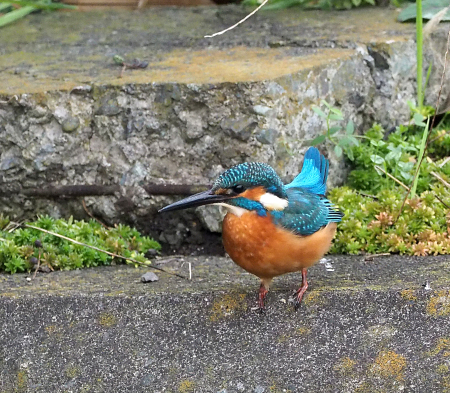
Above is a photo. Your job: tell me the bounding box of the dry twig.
[18,223,187,280]
[430,171,450,188]
[82,199,110,229]
[364,253,391,261]
[374,165,409,190]
[32,250,41,280]
[434,193,450,209]
[439,156,450,167]
[204,0,269,38]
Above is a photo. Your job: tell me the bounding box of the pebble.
[141,272,159,283]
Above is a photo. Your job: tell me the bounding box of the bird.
[159,147,343,311]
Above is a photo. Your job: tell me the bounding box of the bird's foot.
[293,269,309,311]
[293,286,308,310]
[258,284,269,313]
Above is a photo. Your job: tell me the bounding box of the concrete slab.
[0,8,414,94]
[1,255,450,392]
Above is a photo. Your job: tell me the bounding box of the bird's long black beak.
[158,190,232,213]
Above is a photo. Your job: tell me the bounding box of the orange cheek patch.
[239,186,266,201]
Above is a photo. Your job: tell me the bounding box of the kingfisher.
[159,147,343,311]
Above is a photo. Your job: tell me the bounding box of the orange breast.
[222,211,337,279]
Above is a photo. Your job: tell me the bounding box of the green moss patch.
[0,215,160,274]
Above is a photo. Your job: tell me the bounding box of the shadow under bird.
[159,147,343,311]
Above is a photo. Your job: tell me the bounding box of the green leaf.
[0,2,11,11]
[346,148,354,161]
[413,112,426,127]
[339,136,352,147]
[329,126,341,135]
[398,0,450,22]
[347,135,359,146]
[330,107,343,117]
[346,120,355,135]
[0,5,35,27]
[312,106,327,119]
[310,134,326,146]
[321,100,332,109]
[329,113,344,121]
[334,145,343,157]
[259,0,305,10]
[370,154,385,165]
[0,0,76,9]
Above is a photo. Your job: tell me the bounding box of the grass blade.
[410,117,430,198]
[0,2,11,11]
[0,0,77,9]
[0,5,35,27]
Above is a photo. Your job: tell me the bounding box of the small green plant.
[327,115,450,255]
[329,185,450,256]
[344,122,450,194]
[0,215,160,274]
[310,100,360,159]
[242,0,374,10]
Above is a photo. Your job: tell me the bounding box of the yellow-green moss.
[428,337,450,357]
[442,375,450,393]
[427,290,450,317]
[209,293,247,322]
[334,357,356,375]
[16,370,28,392]
[370,350,406,381]
[278,326,311,342]
[400,289,417,302]
[296,326,311,335]
[178,379,195,393]
[45,325,57,334]
[303,290,323,306]
[437,364,449,374]
[65,365,81,379]
[98,312,117,327]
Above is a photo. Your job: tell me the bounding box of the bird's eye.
[231,185,245,194]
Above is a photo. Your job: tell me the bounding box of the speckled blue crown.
[212,162,286,198]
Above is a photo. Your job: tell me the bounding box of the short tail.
[285,147,329,195]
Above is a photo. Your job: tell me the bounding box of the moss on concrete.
[98,312,117,327]
[370,350,407,381]
[209,292,247,322]
[0,7,415,94]
[427,290,450,317]
[1,255,450,391]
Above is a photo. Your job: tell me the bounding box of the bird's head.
[159,162,288,216]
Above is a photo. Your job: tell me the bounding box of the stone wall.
[0,8,448,249]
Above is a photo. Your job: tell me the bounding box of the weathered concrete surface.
[1,255,450,392]
[0,7,448,250]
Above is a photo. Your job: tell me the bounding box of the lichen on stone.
[370,350,406,381]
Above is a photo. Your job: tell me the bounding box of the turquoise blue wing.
[285,147,328,195]
[271,188,343,236]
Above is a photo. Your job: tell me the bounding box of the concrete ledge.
[1,255,450,392]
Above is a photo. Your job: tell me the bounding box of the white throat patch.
[213,203,247,217]
[259,192,288,211]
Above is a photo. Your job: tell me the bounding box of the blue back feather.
[215,147,343,236]
[285,147,328,195]
[271,189,343,236]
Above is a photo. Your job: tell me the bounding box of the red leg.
[257,278,272,313]
[258,282,269,313]
[293,268,309,310]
